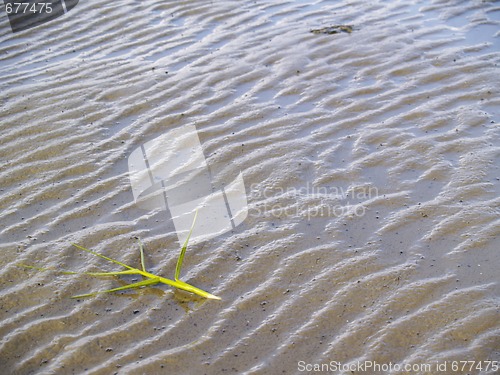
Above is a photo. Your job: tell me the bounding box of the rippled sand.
[1,1,499,374]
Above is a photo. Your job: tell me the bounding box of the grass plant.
[19,211,220,300]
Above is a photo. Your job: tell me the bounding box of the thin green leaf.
[71,278,160,299]
[18,263,77,275]
[138,239,146,272]
[174,279,221,300]
[175,209,198,281]
[71,243,135,270]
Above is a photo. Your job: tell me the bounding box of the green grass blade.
[82,270,141,277]
[18,263,77,275]
[18,263,142,277]
[175,209,198,281]
[173,279,221,300]
[71,278,160,299]
[71,243,135,270]
[156,276,220,299]
[138,239,146,272]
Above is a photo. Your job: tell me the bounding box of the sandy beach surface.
[1,1,499,374]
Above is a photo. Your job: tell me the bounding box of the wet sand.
[0,0,499,374]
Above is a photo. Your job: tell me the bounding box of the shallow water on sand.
[1,1,499,374]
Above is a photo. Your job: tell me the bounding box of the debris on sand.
[310,25,353,34]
